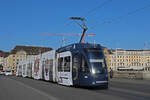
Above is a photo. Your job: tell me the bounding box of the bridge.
[0,75,150,100]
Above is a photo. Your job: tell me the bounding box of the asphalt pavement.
[0,75,150,100]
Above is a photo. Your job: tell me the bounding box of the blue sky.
[0,0,150,51]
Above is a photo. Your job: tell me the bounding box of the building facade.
[0,51,3,66]
[102,47,111,72]
[0,51,9,70]
[109,49,150,71]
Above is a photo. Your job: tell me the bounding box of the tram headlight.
[92,82,95,85]
[92,69,96,74]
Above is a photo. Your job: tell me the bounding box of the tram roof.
[57,43,102,53]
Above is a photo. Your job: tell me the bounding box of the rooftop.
[10,45,53,55]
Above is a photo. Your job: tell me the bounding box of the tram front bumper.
[79,78,108,87]
[91,80,108,87]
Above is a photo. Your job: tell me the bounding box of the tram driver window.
[58,58,63,72]
[64,56,70,72]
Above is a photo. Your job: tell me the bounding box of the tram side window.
[42,60,45,68]
[30,63,32,70]
[19,65,22,74]
[45,59,48,69]
[58,58,63,72]
[64,56,70,72]
[27,63,30,74]
[19,65,22,70]
[27,63,30,68]
[23,64,26,75]
[49,59,53,72]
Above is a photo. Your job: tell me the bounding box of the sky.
[0,0,150,52]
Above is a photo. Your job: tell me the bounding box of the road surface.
[0,75,150,100]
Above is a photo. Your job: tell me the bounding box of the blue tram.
[56,43,108,88]
[16,43,108,88]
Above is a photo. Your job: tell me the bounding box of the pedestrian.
[110,68,113,78]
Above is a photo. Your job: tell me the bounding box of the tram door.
[17,65,22,76]
[57,51,73,86]
[42,60,45,80]
[22,63,27,77]
[72,54,81,85]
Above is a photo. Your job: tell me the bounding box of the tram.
[16,43,108,88]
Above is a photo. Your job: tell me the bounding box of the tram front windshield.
[85,48,106,74]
